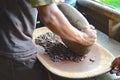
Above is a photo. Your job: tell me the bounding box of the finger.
[116,72,120,76]
[94,38,97,42]
[110,66,120,74]
[110,69,118,74]
[89,25,95,30]
[90,32,97,40]
[87,39,96,45]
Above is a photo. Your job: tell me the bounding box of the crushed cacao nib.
[89,57,95,63]
[35,32,86,62]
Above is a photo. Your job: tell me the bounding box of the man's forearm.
[37,3,82,44]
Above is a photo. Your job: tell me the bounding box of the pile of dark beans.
[35,32,86,62]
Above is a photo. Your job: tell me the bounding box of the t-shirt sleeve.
[30,0,55,7]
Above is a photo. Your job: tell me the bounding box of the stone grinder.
[58,3,92,55]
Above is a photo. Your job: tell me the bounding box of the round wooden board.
[33,27,115,79]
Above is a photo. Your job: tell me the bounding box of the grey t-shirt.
[0,0,38,58]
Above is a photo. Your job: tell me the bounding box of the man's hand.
[110,56,120,76]
[80,25,97,46]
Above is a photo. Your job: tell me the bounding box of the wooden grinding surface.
[33,27,115,79]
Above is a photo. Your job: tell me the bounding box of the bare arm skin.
[37,3,97,46]
[55,0,64,4]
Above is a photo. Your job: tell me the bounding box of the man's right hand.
[79,25,97,46]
